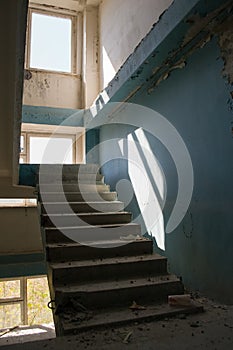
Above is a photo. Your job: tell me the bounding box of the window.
[26,8,77,74]
[30,12,72,73]
[20,124,85,165]
[0,277,53,330]
[29,136,74,164]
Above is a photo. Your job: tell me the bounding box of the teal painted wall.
[100,38,233,303]
[0,253,46,278]
[22,105,84,127]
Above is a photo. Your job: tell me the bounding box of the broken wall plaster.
[214,15,233,84]
[147,1,233,94]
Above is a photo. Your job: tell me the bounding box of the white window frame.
[25,7,79,75]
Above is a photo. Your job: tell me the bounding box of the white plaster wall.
[99,0,173,89]
[0,207,42,254]
[83,6,100,108]
[23,70,82,109]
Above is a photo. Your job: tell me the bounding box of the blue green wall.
[22,105,84,126]
[100,37,233,303]
[0,253,46,278]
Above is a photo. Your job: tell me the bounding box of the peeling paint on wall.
[183,1,233,84]
[23,70,82,109]
[214,16,233,83]
[147,1,233,94]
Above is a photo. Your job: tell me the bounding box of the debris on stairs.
[37,164,203,336]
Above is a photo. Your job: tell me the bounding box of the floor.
[0,297,232,349]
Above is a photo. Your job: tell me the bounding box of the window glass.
[29,136,73,164]
[0,304,22,329]
[0,280,21,299]
[30,12,72,72]
[27,277,53,325]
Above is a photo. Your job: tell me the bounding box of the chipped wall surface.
[99,0,173,90]
[23,70,82,109]
[182,2,233,84]
[214,16,233,83]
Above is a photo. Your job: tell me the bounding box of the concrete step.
[46,238,153,261]
[39,164,100,174]
[38,183,110,193]
[39,173,104,184]
[50,254,168,286]
[41,201,124,214]
[42,211,132,227]
[39,191,117,202]
[59,302,204,335]
[45,223,142,244]
[54,275,184,310]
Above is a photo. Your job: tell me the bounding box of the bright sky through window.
[30,13,72,72]
[29,137,73,164]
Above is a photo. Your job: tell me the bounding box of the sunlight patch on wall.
[102,47,116,88]
[128,128,166,250]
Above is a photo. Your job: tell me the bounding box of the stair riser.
[47,241,153,261]
[39,192,117,202]
[39,174,104,184]
[55,281,184,310]
[41,202,124,214]
[38,184,110,192]
[52,259,168,285]
[39,164,100,174]
[45,223,141,244]
[42,213,132,227]
[46,230,76,243]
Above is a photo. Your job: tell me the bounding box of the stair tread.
[45,222,140,231]
[50,253,166,269]
[60,302,204,333]
[46,237,150,248]
[42,201,123,204]
[55,274,180,292]
[42,211,131,217]
[40,191,116,195]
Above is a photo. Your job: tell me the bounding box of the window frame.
[25,7,78,75]
[0,276,52,330]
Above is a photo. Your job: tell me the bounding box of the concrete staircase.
[38,164,202,336]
